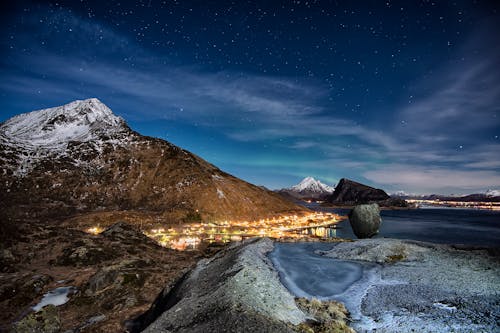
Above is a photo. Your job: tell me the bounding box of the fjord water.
[306,203,500,246]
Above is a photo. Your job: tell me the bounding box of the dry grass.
[385,253,406,263]
[295,298,356,333]
[385,244,408,263]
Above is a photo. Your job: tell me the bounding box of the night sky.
[1,0,499,194]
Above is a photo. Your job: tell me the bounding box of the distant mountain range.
[277,176,335,200]
[277,177,408,207]
[0,98,304,225]
[391,190,500,202]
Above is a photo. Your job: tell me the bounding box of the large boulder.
[348,203,381,238]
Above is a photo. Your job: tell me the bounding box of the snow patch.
[433,302,457,312]
[217,188,225,199]
[32,286,74,312]
[485,189,500,197]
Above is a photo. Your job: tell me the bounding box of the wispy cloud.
[397,52,500,141]
[364,165,500,193]
[1,8,499,193]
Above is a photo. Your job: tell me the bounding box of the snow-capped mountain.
[277,176,335,200]
[1,98,132,176]
[291,176,335,194]
[1,98,304,222]
[391,189,500,202]
[390,191,427,198]
[485,189,500,197]
[1,98,125,149]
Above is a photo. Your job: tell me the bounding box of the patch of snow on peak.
[216,188,225,199]
[290,177,334,194]
[485,189,500,197]
[212,174,224,181]
[0,98,125,149]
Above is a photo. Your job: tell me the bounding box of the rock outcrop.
[138,238,307,333]
[0,222,198,332]
[327,178,390,204]
[348,203,382,238]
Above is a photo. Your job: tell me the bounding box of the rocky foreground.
[136,238,353,333]
[139,238,499,333]
[3,230,499,332]
[0,222,206,332]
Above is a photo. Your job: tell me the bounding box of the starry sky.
[1,0,499,194]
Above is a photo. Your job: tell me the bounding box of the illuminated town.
[86,212,344,250]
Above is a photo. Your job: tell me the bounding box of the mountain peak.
[1,100,305,222]
[0,98,127,149]
[290,176,335,194]
[328,178,390,204]
[485,189,500,197]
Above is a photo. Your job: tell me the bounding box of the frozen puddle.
[32,286,74,312]
[270,242,365,298]
[269,243,379,320]
[270,241,500,332]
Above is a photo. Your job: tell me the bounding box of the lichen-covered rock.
[320,238,430,263]
[84,259,148,295]
[348,203,381,238]
[101,222,152,244]
[0,249,16,272]
[13,305,60,333]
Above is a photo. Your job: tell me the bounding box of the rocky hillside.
[277,177,334,201]
[0,221,203,332]
[327,178,392,205]
[0,98,304,226]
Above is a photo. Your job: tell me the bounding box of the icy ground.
[270,240,500,333]
[32,286,74,312]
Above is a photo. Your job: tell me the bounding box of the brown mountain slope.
[0,98,305,227]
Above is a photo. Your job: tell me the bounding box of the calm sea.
[304,203,500,246]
